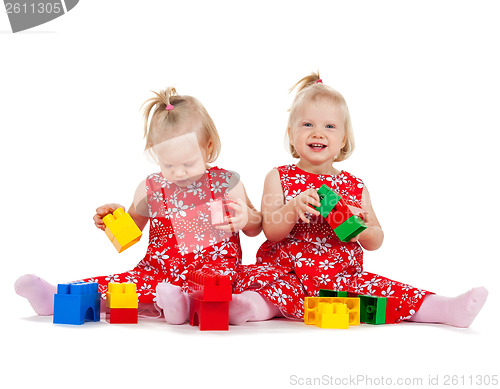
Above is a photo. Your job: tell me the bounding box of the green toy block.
[334,215,367,242]
[319,289,349,297]
[359,295,387,324]
[314,184,341,218]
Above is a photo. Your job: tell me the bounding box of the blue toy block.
[53,282,101,325]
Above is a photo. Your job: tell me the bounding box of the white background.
[1,1,499,388]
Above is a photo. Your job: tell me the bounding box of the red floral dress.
[80,167,242,303]
[235,165,433,323]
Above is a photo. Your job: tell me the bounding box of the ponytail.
[289,71,321,95]
[141,86,221,163]
[142,87,179,141]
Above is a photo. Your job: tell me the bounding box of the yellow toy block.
[106,282,139,309]
[318,302,349,329]
[103,208,142,253]
[304,297,360,329]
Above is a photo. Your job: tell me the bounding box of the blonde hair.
[286,72,355,162]
[142,87,221,163]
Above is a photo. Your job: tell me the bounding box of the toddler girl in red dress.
[232,73,488,327]
[15,87,262,324]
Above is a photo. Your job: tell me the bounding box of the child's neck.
[296,160,341,176]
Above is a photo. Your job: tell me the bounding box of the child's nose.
[173,167,186,178]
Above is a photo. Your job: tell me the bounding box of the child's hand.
[291,189,321,223]
[94,203,125,231]
[347,209,370,243]
[215,199,249,233]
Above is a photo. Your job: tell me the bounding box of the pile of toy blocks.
[186,270,232,331]
[53,282,101,325]
[103,208,142,253]
[303,289,401,328]
[314,184,367,242]
[106,282,139,324]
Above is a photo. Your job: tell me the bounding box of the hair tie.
[165,104,174,111]
[315,79,323,84]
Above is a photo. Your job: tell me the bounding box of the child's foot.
[155,283,189,325]
[409,287,488,328]
[14,274,57,316]
[229,291,281,325]
[445,287,489,327]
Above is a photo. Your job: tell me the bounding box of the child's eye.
[326,124,336,129]
[164,164,172,169]
[303,122,312,127]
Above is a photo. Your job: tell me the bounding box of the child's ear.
[207,138,214,157]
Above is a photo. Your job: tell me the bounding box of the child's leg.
[407,287,488,328]
[155,283,190,325]
[228,290,282,325]
[14,274,57,316]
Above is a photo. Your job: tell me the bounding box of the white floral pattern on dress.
[234,164,432,322]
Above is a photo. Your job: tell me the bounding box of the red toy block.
[210,199,236,227]
[190,300,229,331]
[316,184,367,242]
[384,296,402,324]
[106,308,138,324]
[325,198,352,230]
[187,270,232,331]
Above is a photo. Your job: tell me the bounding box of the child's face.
[289,97,346,167]
[154,131,211,187]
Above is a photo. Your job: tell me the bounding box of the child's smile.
[307,142,327,151]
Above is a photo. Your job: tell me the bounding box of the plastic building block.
[304,297,360,329]
[314,185,341,218]
[382,295,402,324]
[106,282,139,309]
[357,295,400,324]
[315,290,402,324]
[358,295,387,324]
[316,302,349,329]
[53,282,100,325]
[187,270,232,331]
[319,289,348,297]
[325,199,352,229]
[315,184,367,242]
[106,308,138,324]
[103,208,142,253]
[333,215,367,242]
[106,282,138,324]
[210,198,235,226]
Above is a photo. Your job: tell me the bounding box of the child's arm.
[221,178,262,237]
[261,169,321,242]
[355,186,384,251]
[93,180,149,232]
[94,203,149,232]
